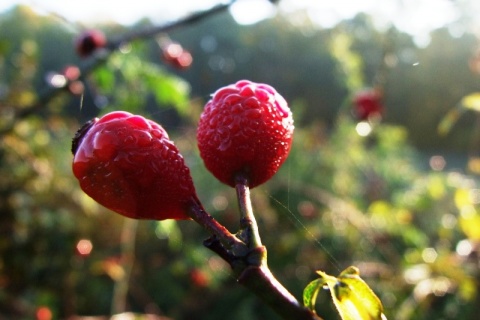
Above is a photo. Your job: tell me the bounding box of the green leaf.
[303,278,325,312]
[95,51,190,115]
[144,68,190,114]
[315,266,387,320]
[92,65,115,91]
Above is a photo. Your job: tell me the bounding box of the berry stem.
[230,175,320,319]
[235,175,263,249]
[188,197,248,256]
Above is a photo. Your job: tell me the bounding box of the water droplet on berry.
[274,94,290,118]
[244,126,256,137]
[151,128,165,139]
[97,111,131,124]
[228,119,241,132]
[244,109,262,119]
[223,94,243,106]
[236,80,252,88]
[244,97,260,109]
[127,115,151,129]
[218,138,231,151]
[124,135,134,144]
[128,152,147,164]
[93,132,117,161]
[208,114,219,127]
[213,87,237,101]
[135,130,152,147]
[239,85,254,97]
[255,88,270,101]
[232,103,243,114]
[222,115,234,126]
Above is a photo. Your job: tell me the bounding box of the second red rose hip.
[197,80,294,188]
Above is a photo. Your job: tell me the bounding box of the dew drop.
[93,132,117,161]
[223,94,243,106]
[239,85,254,97]
[255,88,270,101]
[151,128,165,139]
[244,97,260,109]
[244,108,262,119]
[218,138,232,151]
[135,130,152,147]
[126,115,150,129]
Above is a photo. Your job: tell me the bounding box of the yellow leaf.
[468,157,480,175]
[438,108,462,136]
[459,212,480,241]
[454,189,472,209]
[461,92,480,111]
[317,266,387,320]
[438,92,480,136]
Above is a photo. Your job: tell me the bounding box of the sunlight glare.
[229,0,276,25]
[355,121,372,136]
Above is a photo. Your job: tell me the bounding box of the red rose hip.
[197,80,294,188]
[72,111,197,220]
[75,29,107,58]
[352,88,384,121]
[161,42,193,70]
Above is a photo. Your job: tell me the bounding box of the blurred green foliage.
[1,4,480,320]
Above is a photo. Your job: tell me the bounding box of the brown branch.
[194,179,321,320]
[239,263,322,320]
[203,238,322,320]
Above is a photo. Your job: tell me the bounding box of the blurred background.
[1,0,480,319]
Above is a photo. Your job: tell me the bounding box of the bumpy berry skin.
[75,30,107,58]
[72,111,196,220]
[353,89,384,121]
[197,80,294,188]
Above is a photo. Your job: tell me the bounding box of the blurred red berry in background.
[352,88,384,121]
[75,29,107,58]
[161,42,192,70]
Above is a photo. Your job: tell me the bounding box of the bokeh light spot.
[422,247,438,263]
[355,121,372,136]
[456,239,473,256]
[429,155,446,171]
[76,239,93,256]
